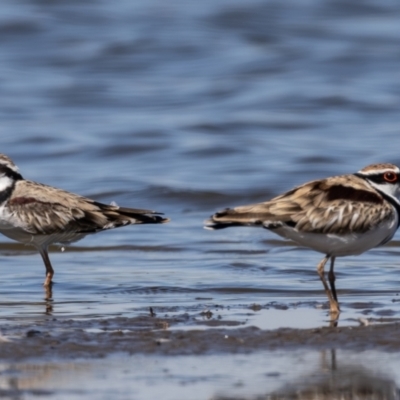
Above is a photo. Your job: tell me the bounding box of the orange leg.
[317,255,340,314]
[39,247,54,287]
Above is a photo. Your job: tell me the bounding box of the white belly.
[0,226,88,249]
[266,217,398,257]
[0,205,88,248]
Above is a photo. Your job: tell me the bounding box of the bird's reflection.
[214,349,399,400]
[270,349,399,400]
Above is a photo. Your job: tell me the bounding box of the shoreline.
[1,315,400,361]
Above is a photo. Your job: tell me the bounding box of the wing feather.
[5,180,168,235]
[206,175,395,234]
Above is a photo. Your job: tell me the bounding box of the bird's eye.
[384,171,398,183]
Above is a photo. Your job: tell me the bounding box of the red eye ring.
[384,171,398,183]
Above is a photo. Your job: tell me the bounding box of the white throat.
[367,180,400,210]
[0,175,14,193]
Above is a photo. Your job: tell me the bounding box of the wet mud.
[2,313,400,361]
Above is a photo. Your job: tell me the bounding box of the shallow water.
[2,0,400,397]
[0,350,399,399]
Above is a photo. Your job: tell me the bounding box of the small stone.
[26,330,41,338]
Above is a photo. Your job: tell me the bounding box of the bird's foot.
[329,300,340,319]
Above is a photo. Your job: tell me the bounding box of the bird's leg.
[44,285,53,314]
[328,256,338,302]
[317,255,340,314]
[39,247,54,287]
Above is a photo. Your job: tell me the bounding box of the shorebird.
[0,154,169,286]
[205,163,400,314]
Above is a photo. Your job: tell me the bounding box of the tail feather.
[204,207,265,230]
[78,202,170,234]
[115,206,170,224]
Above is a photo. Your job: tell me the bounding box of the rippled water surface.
[2,0,400,397]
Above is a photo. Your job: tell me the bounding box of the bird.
[205,163,400,314]
[0,154,169,287]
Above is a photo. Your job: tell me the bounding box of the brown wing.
[206,175,394,234]
[6,180,169,235]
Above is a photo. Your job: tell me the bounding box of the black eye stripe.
[0,165,23,181]
[355,172,399,184]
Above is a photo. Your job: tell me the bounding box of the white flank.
[265,214,398,257]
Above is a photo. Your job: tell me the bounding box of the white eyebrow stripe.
[358,169,400,175]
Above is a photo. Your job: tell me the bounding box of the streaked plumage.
[0,154,169,286]
[205,163,400,314]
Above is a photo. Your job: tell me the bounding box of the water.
[0,350,399,399]
[1,0,400,397]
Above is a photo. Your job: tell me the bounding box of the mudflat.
[2,314,400,360]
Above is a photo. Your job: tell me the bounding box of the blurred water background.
[1,0,400,397]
